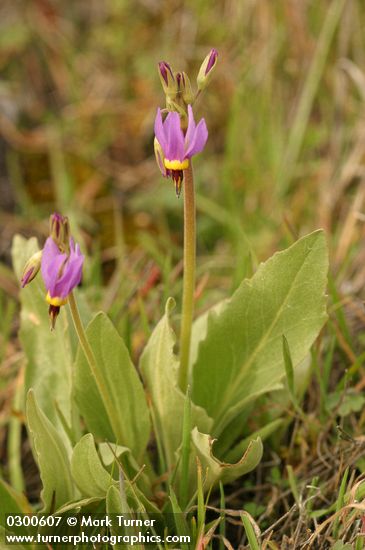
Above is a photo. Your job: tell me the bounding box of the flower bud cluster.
[157,48,218,114]
[154,49,217,197]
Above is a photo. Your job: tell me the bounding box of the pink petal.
[154,109,167,153]
[54,245,84,298]
[164,111,185,160]
[184,118,208,158]
[41,238,67,295]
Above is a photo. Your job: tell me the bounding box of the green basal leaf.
[55,497,105,514]
[169,488,190,540]
[0,479,32,535]
[0,526,28,550]
[106,487,126,550]
[81,441,158,515]
[99,442,135,467]
[0,478,32,514]
[140,298,213,470]
[189,299,227,368]
[71,434,116,498]
[12,236,73,430]
[106,484,130,515]
[224,418,284,464]
[73,312,150,462]
[192,230,328,434]
[191,428,263,487]
[26,390,74,512]
[98,442,153,497]
[106,486,146,550]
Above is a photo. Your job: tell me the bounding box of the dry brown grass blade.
[305,502,365,547]
[335,184,365,265]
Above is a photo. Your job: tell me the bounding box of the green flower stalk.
[154,107,206,389]
[155,105,208,392]
[154,51,217,390]
[179,162,196,391]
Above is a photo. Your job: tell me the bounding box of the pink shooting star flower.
[21,213,84,329]
[41,236,84,328]
[154,104,208,196]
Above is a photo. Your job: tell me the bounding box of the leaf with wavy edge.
[191,428,263,487]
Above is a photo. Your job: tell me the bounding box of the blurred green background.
[3,3,365,544]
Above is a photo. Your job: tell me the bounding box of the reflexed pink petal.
[154,109,167,152]
[54,253,83,297]
[184,118,208,158]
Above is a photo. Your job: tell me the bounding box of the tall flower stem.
[179,163,196,392]
[68,291,119,437]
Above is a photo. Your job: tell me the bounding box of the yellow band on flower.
[46,292,68,307]
[164,158,189,170]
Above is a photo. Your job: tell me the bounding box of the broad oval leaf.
[192,230,328,434]
[71,434,115,498]
[106,486,131,550]
[0,526,28,550]
[26,390,74,512]
[73,312,150,462]
[140,298,213,470]
[0,480,32,535]
[54,497,104,514]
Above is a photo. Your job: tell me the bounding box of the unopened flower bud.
[158,61,177,100]
[197,48,218,91]
[49,212,70,253]
[176,71,194,104]
[21,251,42,288]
